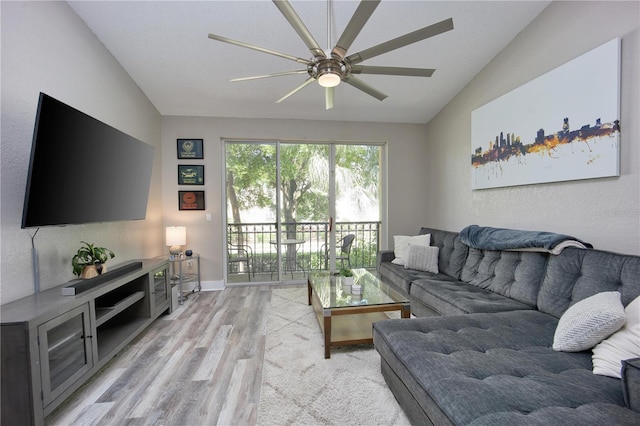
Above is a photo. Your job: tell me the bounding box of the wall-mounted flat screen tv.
[21,93,155,228]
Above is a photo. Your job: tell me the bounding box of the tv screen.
[21,93,155,228]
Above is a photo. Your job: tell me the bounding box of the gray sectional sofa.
[374,227,640,425]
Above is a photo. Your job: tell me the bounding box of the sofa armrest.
[622,357,640,412]
[377,250,395,269]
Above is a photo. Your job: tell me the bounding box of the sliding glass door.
[226,142,279,283]
[225,140,383,284]
[333,144,382,271]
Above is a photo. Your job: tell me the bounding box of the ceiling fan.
[208,0,453,110]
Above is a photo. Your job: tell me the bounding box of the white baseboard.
[200,280,225,291]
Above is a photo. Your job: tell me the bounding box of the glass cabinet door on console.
[152,267,169,314]
[37,304,93,406]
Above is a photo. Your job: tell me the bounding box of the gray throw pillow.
[404,244,439,273]
[553,291,626,352]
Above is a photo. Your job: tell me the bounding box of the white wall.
[425,1,640,255]
[161,116,428,284]
[1,2,164,303]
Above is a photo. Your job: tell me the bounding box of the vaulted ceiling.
[69,1,550,124]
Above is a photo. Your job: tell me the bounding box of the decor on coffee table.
[72,241,115,278]
[339,268,354,286]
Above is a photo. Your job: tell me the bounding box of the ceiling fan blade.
[331,0,380,60]
[346,17,454,65]
[342,76,387,101]
[325,87,334,110]
[273,0,326,59]
[276,77,316,103]
[231,70,309,82]
[208,33,311,65]
[350,65,435,77]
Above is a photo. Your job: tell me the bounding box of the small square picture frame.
[178,191,205,210]
[178,165,205,185]
[177,139,204,159]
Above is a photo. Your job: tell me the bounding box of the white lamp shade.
[166,226,186,246]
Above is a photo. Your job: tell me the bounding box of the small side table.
[168,253,201,305]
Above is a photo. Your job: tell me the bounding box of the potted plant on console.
[72,241,115,279]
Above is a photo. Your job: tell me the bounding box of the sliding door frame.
[222,137,388,285]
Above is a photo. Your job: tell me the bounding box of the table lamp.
[166,226,186,259]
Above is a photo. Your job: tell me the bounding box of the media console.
[1,257,169,426]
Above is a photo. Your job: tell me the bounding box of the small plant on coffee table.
[339,268,353,277]
[339,268,355,287]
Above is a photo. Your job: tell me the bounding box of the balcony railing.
[227,221,380,277]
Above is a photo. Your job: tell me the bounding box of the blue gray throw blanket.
[460,225,592,254]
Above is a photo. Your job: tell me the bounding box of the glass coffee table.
[307,269,411,359]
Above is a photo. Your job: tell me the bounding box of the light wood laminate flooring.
[46,285,280,425]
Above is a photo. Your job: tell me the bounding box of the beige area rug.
[257,287,411,426]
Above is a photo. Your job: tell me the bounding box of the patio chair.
[321,234,355,270]
[228,241,254,280]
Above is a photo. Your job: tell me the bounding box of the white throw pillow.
[391,234,430,266]
[553,291,626,352]
[404,244,439,273]
[592,296,640,378]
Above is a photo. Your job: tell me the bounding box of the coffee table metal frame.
[307,269,411,359]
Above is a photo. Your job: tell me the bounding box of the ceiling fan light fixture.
[208,1,453,108]
[318,72,341,88]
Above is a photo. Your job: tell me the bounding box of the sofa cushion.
[405,244,439,273]
[410,278,535,315]
[553,291,626,352]
[378,261,444,297]
[466,402,640,425]
[373,310,640,425]
[538,248,640,319]
[419,227,468,279]
[460,247,548,307]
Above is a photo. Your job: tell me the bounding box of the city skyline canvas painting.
[471,38,620,190]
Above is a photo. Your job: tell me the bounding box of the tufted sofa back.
[459,248,548,307]
[419,227,468,279]
[537,247,640,318]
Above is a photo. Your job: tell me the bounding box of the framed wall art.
[177,139,204,159]
[179,191,205,210]
[178,165,204,185]
[471,38,620,190]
